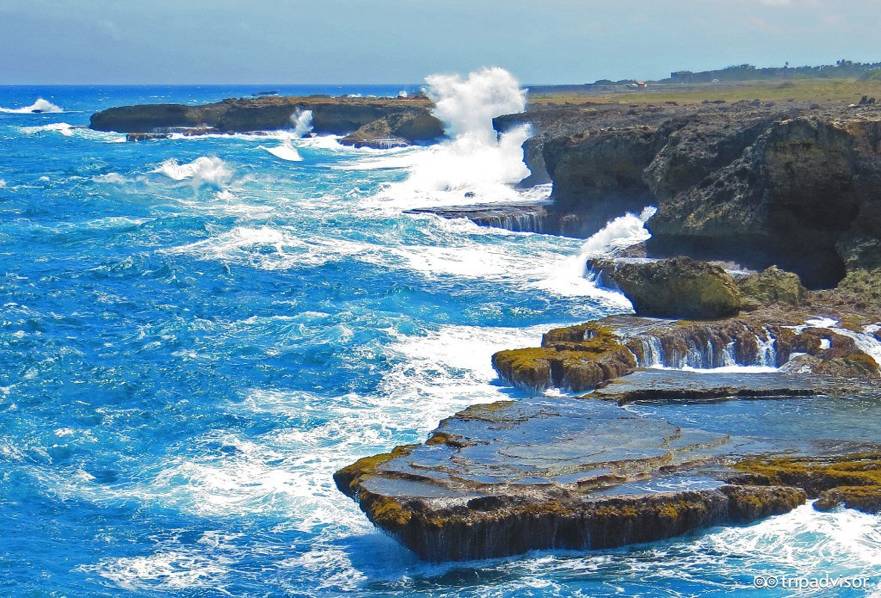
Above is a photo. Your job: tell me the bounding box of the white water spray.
[537,207,655,299]
[291,109,314,138]
[358,67,534,208]
[259,109,314,162]
[0,98,63,114]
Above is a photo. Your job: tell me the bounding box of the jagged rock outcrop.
[498,101,881,289]
[589,256,743,319]
[90,96,444,145]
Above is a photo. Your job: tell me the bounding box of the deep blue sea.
[1,84,880,597]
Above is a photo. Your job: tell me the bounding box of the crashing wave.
[536,207,656,299]
[357,67,533,209]
[291,109,314,138]
[152,156,232,187]
[0,98,63,114]
[260,139,303,162]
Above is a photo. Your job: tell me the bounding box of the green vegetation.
[531,78,881,106]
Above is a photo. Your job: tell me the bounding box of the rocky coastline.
[92,92,881,561]
[335,95,881,561]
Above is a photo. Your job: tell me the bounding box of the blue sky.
[1,0,879,84]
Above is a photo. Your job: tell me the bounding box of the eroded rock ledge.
[334,395,812,561]
[487,101,881,289]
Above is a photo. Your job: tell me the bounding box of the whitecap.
[152,156,232,186]
[0,98,63,114]
[260,138,303,162]
[92,172,127,184]
[19,122,125,142]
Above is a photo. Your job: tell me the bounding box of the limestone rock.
[590,257,743,319]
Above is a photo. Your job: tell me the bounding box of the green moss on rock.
[734,452,881,514]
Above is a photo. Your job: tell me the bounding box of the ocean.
[1,81,879,597]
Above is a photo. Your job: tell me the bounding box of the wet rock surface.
[335,394,823,561]
[406,203,551,233]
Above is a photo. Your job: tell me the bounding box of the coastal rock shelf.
[334,387,881,561]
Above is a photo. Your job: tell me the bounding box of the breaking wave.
[0,98,63,114]
[537,207,655,299]
[18,122,125,142]
[357,67,534,209]
[152,156,232,187]
[260,139,303,162]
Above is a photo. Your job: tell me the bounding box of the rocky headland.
[90,95,444,147]
[337,94,881,561]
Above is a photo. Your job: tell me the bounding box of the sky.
[1,0,880,84]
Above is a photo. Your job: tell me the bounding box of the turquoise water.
[1,85,879,596]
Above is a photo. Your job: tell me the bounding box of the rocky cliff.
[495,101,881,289]
[90,96,444,146]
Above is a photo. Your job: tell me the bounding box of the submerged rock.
[589,369,819,405]
[589,256,743,319]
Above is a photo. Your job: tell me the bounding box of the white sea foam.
[0,98,63,114]
[92,172,128,184]
[18,122,125,142]
[0,179,6,189]
[535,207,655,300]
[81,545,231,592]
[152,156,232,187]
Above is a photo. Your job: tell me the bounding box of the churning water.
[1,75,879,596]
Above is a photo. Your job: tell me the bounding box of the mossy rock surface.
[492,323,636,391]
[591,257,743,319]
[734,452,881,514]
[737,266,807,307]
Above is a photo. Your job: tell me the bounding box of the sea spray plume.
[359,67,533,208]
[0,98,63,114]
[259,109,313,162]
[425,67,527,142]
[291,109,314,138]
